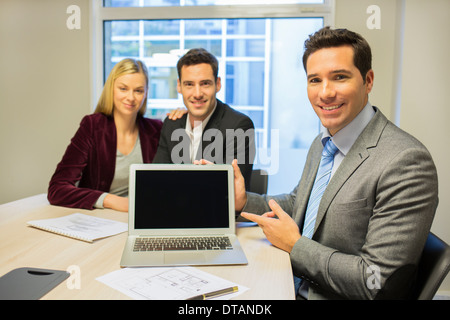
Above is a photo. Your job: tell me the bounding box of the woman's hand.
[166,107,187,120]
[103,194,128,212]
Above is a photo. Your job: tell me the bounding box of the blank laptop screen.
[134,170,230,229]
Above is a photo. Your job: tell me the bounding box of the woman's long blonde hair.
[95,58,149,116]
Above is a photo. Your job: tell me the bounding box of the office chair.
[249,169,268,195]
[413,232,450,300]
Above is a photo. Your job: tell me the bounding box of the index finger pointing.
[240,212,266,226]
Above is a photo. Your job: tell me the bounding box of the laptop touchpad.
[164,252,206,265]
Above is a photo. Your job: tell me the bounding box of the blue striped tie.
[294,137,338,297]
[302,138,339,239]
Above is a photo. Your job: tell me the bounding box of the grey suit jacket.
[153,99,255,189]
[243,107,438,299]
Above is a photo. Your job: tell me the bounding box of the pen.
[186,286,238,300]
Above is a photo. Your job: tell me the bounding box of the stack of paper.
[27,213,127,243]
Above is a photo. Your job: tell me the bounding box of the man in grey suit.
[153,48,255,189]
[236,27,438,299]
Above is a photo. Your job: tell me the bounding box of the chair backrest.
[249,169,268,194]
[413,232,450,300]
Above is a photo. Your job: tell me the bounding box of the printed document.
[96,266,247,300]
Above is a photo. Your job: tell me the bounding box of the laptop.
[120,163,248,267]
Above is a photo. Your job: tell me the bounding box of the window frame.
[92,1,334,102]
[91,1,335,149]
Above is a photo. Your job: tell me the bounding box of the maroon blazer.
[47,113,162,210]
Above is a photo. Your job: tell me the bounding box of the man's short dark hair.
[302,27,372,82]
[177,48,219,81]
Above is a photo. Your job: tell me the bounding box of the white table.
[0,194,295,300]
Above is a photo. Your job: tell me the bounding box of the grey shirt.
[95,135,143,208]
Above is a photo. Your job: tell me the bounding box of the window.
[94,0,335,193]
[104,1,325,7]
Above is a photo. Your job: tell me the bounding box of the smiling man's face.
[306,45,374,136]
[177,63,221,127]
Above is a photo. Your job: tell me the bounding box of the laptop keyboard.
[133,236,233,252]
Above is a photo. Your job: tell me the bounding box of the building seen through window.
[100,0,330,193]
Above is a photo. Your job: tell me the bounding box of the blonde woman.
[48,58,183,212]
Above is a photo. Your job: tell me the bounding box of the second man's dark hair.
[177,48,219,81]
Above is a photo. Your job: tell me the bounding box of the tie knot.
[323,138,338,158]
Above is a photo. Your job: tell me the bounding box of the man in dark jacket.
[153,48,255,189]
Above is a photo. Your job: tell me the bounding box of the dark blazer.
[153,99,255,189]
[244,107,439,299]
[47,113,162,209]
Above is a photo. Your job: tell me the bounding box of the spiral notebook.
[27,213,128,243]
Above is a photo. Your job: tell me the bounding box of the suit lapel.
[313,143,369,232]
[168,115,190,161]
[311,109,388,237]
[200,101,225,159]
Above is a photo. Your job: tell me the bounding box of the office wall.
[399,0,450,241]
[335,0,400,121]
[335,0,450,292]
[0,0,91,204]
[399,0,450,293]
[1,0,449,292]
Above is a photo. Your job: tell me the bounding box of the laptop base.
[120,234,248,267]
